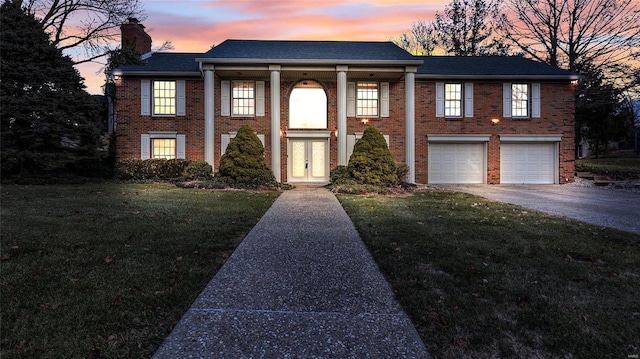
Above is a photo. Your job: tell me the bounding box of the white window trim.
[141,132,185,159]
[355,81,380,118]
[231,80,256,117]
[511,83,530,118]
[436,82,473,118]
[140,80,186,117]
[503,83,541,119]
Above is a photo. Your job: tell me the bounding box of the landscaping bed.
[1,184,279,358]
[339,190,640,358]
[576,156,640,180]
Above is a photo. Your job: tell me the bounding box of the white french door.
[288,139,329,182]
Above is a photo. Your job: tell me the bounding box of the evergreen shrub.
[215,125,276,187]
[115,159,190,180]
[183,161,214,180]
[344,126,398,186]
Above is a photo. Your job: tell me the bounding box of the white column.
[405,70,416,183]
[203,65,215,168]
[336,66,348,166]
[270,65,281,182]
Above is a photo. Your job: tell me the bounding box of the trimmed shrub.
[215,125,276,187]
[115,159,190,180]
[344,126,398,186]
[182,161,213,180]
[396,162,410,183]
[330,165,347,183]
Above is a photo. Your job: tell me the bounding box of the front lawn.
[339,190,639,358]
[1,184,279,358]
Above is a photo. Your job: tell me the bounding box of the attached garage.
[500,135,561,184]
[428,135,490,184]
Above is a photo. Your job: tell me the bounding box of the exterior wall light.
[361,118,369,125]
[491,118,500,125]
[333,127,338,137]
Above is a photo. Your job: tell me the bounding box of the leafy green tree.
[215,125,276,187]
[345,126,398,186]
[1,0,101,178]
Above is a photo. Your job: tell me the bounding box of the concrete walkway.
[153,186,429,358]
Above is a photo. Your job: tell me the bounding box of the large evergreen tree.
[1,0,101,178]
[575,62,634,158]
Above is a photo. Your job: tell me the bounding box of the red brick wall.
[115,76,575,184]
[114,77,204,160]
[414,80,576,184]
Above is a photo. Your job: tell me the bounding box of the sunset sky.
[76,0,449,94]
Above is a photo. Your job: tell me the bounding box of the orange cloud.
[80,1,444,93]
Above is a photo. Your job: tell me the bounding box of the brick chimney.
[120,18,152,56]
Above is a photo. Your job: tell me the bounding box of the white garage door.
[501,143,555,184]
[429,143,485,184]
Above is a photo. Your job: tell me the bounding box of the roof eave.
[196,58,423,66]
[415,74,580,81]
[110,70,202,77]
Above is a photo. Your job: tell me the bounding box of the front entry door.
[289,139,328,182]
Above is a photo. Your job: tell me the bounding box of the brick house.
[112,20,578,184]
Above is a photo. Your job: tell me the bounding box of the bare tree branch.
[21,0,144,64]
[391,20,438,56]
[498,0,640,90]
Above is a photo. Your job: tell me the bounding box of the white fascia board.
[428,134,492,142]
[110,70,201,77]
[196,58,424,66]
[500,134,563,142]
[148,131,178,138]
[416,74,580,81]
[285,130,332,138]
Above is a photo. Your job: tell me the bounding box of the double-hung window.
[232,81,255,116]
[436,82,473,118]
[153,80,176,116]
[152,138,176,159]
[356,82,379,117]
[141,79,185,117]
[504,83,540,118]
[444,83,463,117]
[511,84,529,118]
[141,132,185,160]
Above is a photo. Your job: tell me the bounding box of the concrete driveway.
[445,184,640,235]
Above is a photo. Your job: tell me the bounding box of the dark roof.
[416,56,578,79]
[113,52,201,75]
[201,40,418,62]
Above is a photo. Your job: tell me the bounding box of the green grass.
[338,190,640,358]
[576,157,640,179]
[1,183,279,358]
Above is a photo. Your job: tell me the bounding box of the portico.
[197,40,421,183]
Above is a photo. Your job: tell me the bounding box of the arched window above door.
[289,81,327,129]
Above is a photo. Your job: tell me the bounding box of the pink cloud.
[80,1,445,93]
